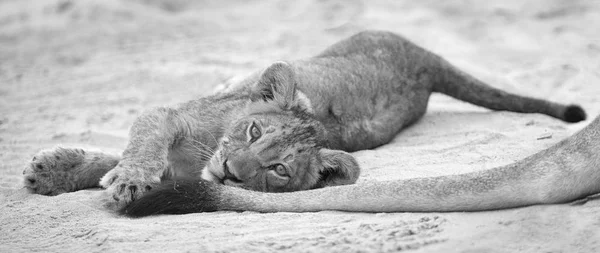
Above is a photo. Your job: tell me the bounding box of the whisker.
[190,139,216,155]
[182,147,213,162]
[196,128,220,149]
[184,140,218,162]
[185,143,214,156]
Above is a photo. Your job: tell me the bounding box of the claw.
[129,185,138,197]
[107,175,118,185]
[118,183,127,195]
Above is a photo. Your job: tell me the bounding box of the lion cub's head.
[202,61,360,192]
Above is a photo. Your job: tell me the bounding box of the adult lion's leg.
[122,115,600,216]
[23,147,120,195]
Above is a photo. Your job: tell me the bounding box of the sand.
[1,0,600,252]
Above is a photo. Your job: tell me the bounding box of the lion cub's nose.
[225,154,261,181]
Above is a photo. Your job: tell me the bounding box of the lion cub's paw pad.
[23,147,86,195]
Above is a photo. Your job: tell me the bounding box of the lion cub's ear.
[253,61,312,112]
[316,149,361,188]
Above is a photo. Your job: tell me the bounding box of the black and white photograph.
[1,0,599,252]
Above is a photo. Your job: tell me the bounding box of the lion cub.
[24,31,586,213]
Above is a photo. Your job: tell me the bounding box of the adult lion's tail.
[432,61,586,123]
[122,115,600,217]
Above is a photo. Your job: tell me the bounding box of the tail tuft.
[120,179,223,217]
[564,105,587,123]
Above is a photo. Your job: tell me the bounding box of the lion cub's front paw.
[23,147,86,195]
[100,164,160,205]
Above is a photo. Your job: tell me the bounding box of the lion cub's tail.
[122,115,600,217]
[432,62,586,123]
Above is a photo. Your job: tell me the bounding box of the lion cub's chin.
[201,167,247,189]
[200,164,224,184]
[200,150,226,183]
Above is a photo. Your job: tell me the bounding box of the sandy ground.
[1,0,600,252]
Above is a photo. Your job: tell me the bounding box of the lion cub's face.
[202,61,360,192]
[202,111,326,192]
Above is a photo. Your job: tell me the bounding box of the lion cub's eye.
[248,122,262,142]
[272,164,288,177]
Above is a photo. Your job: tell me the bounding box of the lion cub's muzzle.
[222,160,242,184]
[221,153,261,188]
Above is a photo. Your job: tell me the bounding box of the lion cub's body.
[216,31,578,151]
[200,31,436,153]
[23,31,591,214]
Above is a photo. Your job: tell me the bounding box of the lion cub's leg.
[99,107,183,205]
[23,147,120,195]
